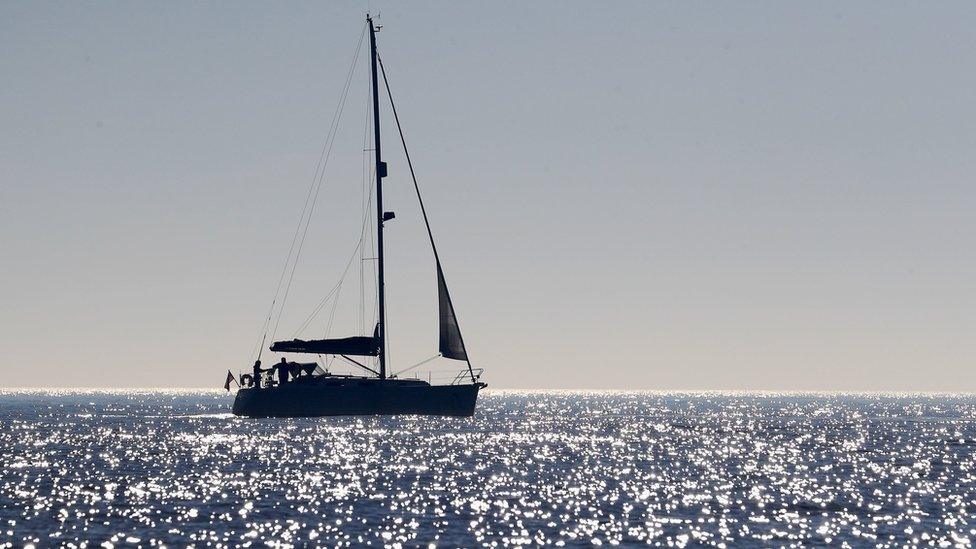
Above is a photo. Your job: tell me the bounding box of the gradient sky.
[2,2,974,390]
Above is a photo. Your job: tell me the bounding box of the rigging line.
[359,86,371,337]
[323,239,353,339]
[291,186,374,339]
[339,354,380,376]
[274,35,362,339]
[363,79,378,336]
[391,354,441,378]
[323,172,376,344]
[368,184,378,338]
[323,277,343,339]
[254,23,368,362]
[359,87,377,338]
[270,24,367,344]
[292,236,359,336]
[366,162,378,338]
[292,276,342,336]
[292,176,375,336]
[251,306,276,362]
[359,109,378,366]
[376,53,477,383]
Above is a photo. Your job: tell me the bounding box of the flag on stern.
[224,370,237,391]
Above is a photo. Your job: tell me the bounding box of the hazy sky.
[2,2,974,390]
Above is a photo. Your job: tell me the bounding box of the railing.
[392,368,484,386]
[451,368,484,385]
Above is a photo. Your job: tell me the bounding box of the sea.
[2,390,975,548]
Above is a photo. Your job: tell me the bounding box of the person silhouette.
[277,357,289,385]
[252,360,263,389]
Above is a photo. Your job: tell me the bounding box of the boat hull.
[232,381,483,418]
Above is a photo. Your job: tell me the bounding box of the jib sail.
[438,264,467,360]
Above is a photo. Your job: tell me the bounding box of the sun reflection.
[2,390,976,546]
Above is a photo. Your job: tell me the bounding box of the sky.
[1,2,974,390]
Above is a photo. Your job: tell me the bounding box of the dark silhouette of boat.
[230,16,485,417]
[233,377,482,418]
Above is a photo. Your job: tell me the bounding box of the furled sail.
[270,336,379,356]
[438,264,467,360]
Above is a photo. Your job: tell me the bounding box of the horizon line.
[3,387,976,397]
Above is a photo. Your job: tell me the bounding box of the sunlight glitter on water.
[2,390,976,547]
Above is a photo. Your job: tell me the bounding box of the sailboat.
[231,16,486,417]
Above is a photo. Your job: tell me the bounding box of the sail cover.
[270,336,379,356]
[438,264,467,360]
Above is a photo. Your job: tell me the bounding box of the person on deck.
[252,360,264,389]
[277,357,289,385]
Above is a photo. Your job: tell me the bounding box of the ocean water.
[2,391,976,548]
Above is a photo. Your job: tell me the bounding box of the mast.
[368,15,388,380]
